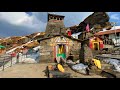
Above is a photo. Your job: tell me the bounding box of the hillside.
[0,32,45,51]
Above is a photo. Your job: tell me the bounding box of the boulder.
[71,12,111,34]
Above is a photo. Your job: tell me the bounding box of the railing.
[0,53,23,71]
[0,55,12,71]
[103,39,114,45]
[0,49,40,71]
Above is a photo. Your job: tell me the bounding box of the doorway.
[94,43,99,50]
[56,44,66,59]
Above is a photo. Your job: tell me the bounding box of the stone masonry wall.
[39,39,54,63]
[68,40,81,61]
[39,36,81,63]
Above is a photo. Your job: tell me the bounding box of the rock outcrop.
[71,12,111,33]
[78,12,112,64]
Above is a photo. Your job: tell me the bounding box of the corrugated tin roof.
[95,29,120,35]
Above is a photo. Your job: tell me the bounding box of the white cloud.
[110,14,120,20]
[16,14,47,29]
[0,12,46,31]
[0,12,93,37]
[0,12,28,24]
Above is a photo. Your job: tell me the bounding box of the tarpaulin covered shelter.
[0,45,6,55]
[0,45,6,49]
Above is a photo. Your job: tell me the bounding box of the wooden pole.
[113,22,117,45]
[2,57,5,71]
[10,56,12,67]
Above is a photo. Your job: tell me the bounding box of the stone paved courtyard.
[0,63,104,78]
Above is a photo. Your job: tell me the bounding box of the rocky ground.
[0,63,105,78]
[64,65,105,78]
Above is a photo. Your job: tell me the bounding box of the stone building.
[45,13,66,37]
[38,34,81,63]
[37,13,81,63]
[95,27,120,47]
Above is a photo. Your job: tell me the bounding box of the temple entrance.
[56,44,66,59]
[94,43,99,50]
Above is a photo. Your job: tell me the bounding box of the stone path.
[0,63,105,78]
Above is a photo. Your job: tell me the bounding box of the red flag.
[86,24,90,32]
[68,31,71,36]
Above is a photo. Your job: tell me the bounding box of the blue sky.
[0,12,120,37]
[109,12,120,26]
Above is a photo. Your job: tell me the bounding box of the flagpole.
[111,22,117,46]
[114,22,117,46]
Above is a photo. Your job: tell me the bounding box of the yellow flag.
[59,48,61,54]
[93,59,101,69]
[61,45,63,53]
[57,64,65,73]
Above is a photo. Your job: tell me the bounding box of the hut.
[89,37,104,50]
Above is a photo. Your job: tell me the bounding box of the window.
[60,36,63,40]
[57,18,59,20]
[50,16,53,19]
[116,33,119,37]
[104,34,109,37]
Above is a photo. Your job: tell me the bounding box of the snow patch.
[103,58,120,72]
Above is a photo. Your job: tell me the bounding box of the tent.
[0,45,6,54]
[0,45,6,49]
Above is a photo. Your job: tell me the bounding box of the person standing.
[16,52,19,63]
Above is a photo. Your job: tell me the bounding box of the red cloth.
[89,42,93,49]
[68,31,71,36]
[86,24,90,32]
[11,52,16,57]
[100,42,104,49]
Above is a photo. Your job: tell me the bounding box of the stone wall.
[39,36,81,63]
[39,39,54,63]
[68,40,81,61]
[45,19,65,37]
[79,43,93,64]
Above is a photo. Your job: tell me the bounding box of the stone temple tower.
[45,13,65,37]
